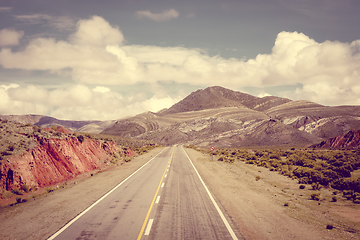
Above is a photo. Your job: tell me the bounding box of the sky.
[0,0,360,120]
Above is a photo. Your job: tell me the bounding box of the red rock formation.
[0,136,122,191]
[312,129,360,149]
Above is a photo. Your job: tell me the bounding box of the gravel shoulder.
[1,146,359,240]
[185,148,360,240]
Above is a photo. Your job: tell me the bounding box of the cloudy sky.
[0,0,360,120]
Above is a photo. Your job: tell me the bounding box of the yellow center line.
[137,147,174,240]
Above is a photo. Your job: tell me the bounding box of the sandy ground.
[1,146,359,240]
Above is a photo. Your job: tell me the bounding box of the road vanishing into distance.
[48,146,241,240]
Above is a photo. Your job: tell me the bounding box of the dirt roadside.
[1,146,359,240]
[0,147,165,240]
[184,147,360,240]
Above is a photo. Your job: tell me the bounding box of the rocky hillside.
[102,86,360,148]
[311,129,360,149]
[0,120,136,192]
[159,86,292,115]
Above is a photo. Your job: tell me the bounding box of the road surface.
[49,146,241,240]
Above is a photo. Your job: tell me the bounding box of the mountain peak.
[159,86,290,115]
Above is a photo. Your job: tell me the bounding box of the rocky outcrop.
[0,136,128,191]
[312,130,360,149]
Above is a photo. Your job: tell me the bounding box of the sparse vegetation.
[21,184,30,193]
[11,188,23,195]
[77,134,85,143]
[200,147,360,203]
[326,224,334,230]
[16,196,22,203]
[311,193,320,201]
[8,144,15,151]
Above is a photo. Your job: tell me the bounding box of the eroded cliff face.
[312,130,360,149]
[0,136,131,191]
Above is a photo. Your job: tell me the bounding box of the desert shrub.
[255,176,261,181]
[331,196,337,202]
[77,135,85,143]
[299,184,306,189]
[7,145,15,151]
[311,193,320,201]
[218,157,224,161]
[16,196,22,203]
[85,133,92,138]
[284,202,289,206]
[113,152,120,159]
[11,188,23,195]
[311,182,322,190]
[332,178,360,193]
[21,184,30,193]
[1,151,12,156]
[298,177,310,184]
[326,225,334,230]
[54,131,62,137]
[269,153,281,160]
[334,166,351,178]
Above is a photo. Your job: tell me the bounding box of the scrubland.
[186,145,360,239]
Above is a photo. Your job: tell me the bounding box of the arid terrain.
[1,85,360,239]
[0,147,359,240]
[102,86,360,148]
[3,86,360,148]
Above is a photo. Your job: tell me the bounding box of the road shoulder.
[184,147,360,240]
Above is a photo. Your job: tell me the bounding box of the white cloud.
[143,95,182,113]
[0,84,180,120]
[0,83,20,90]
[257,92,272,98]
[69,16,124,47]
[14,14,52,24]
[14,14,74,30]
[0,29,24,46]
[93,86,110,93]
[136,9,179,22]
[1,16,360,107]
[0,7,11,12]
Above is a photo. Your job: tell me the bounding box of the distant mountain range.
[2,86,360,148]
[0,114,115,134]
[102,86,360,148]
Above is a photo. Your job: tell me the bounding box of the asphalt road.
[49,146,241,240]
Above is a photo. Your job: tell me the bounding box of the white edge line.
[144,219,154,235]
[47,148,167,240]
[182,147,239,240]
[155,195,160,204]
